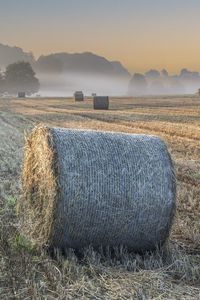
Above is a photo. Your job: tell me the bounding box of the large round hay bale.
[93,96,109,110]
[19,126,176,252]
[74,91,84,101]
[18,92,26,98]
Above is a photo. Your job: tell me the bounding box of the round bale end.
[18,125,58,249]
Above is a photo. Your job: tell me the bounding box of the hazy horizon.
[1,0,200,73]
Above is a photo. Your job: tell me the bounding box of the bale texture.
[18,92,26,98]
[93,96,109,110]
[19,126,176,252]
[74,91,84,101]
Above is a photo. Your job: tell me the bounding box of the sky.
[0,0,200,73]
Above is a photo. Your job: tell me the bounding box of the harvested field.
[0,96,200,299]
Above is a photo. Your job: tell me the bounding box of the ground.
[0,96,199,299]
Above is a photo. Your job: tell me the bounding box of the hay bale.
[19,126,176,252]
[74,91,84,101]
[18,92,26,98]
[93,96,109,110]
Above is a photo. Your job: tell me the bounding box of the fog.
[37,72,129,97]
[36,72,200,98]
[1,43,200,97]
[128,70,200,96]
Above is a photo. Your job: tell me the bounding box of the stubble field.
[0,96,200,299]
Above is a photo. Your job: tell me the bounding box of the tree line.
[1,61,199,97]
[128,68,200,95]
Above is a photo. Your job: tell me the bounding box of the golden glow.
[1,0,200,73]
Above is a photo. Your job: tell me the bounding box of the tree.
[179,68,191,79]
[161,69,168,77]
[128,73,148,96]
[145,69,160,79]
[179,68,200,81]
[5,61,39,95]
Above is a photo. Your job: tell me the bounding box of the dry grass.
[18,125,58,249]
[0,96,200,299]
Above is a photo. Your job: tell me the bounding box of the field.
[0,96,200,299]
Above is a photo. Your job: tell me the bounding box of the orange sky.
[1,0,200,73]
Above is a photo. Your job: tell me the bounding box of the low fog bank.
[1,43,200,97]
[37,69,200,97]
[37,72,129,97]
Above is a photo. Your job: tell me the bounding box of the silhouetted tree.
[145,69,160,79]
[179,68,191,79]
[128,73,148,96]
[5,61,39,95]
[161,69,168,77]
[179,68,199,80]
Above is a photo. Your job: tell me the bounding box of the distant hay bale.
[93,96,109,110]
[74,91,84,101]
[18,126,176,252]
[18,92,26,98]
